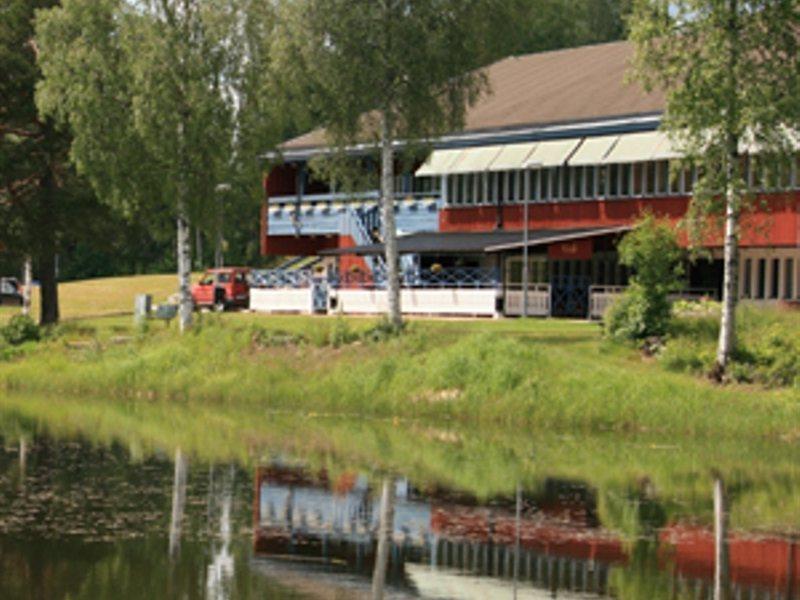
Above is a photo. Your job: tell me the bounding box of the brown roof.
[281,40,665,152]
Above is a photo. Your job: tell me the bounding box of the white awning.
[448,145,504,173]
[525,138,581,168]
[603,131,661,163]
[601,131,684,163]
[568,135,619,166]
[487,142,538,171]
[651,132,683,160]
[415,149,463,176]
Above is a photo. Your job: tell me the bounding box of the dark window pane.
[771,258,780,299]
[744,259,752,298]
[786,259,795,299]
[609,165,619,197]
[757,259,766,299]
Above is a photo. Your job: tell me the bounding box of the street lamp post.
[522,161,541,318]
[522,181,529,318]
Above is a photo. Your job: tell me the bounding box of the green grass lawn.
[0,273,181,326]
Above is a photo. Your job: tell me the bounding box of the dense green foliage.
[0,0,98,324]
[662,304,800,388]
[605,215,683,341]
[482,0,633,62]
[1,314,40,346]
[628,0,800,371]
[35,0,284,329]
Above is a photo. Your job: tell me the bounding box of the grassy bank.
[1,311,798,439]
[663,303,800,387]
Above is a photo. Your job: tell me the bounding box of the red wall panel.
[440,193,800,248]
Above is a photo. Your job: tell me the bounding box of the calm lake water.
[0,408,799,599]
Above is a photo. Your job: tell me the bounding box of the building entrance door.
[551,274,591,318]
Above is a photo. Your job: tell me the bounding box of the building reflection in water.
[251,464,800,599]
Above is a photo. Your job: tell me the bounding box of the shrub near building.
[605,214,683,343]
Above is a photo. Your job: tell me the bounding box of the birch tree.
[629,0,800,377]
[272,0,490,328]
[35,0,277,332]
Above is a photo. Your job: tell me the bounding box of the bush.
[605,214,683,342]
[2,315,40,346]
[659,336,715,374]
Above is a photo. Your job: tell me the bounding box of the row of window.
[742,257,796,300]
[441,157,800,206]
[505,255,630,287]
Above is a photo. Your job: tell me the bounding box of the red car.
[191,267,250,311]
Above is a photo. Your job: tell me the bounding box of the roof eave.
[265,112,664,164]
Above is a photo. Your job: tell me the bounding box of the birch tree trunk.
[177,200,193,332]
[380,110,401,328]
[21,257,32,317]
[371,477,396,600]
[716,180,739,374]
[714,0,740,376]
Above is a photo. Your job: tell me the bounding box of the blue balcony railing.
[330,266,500,290]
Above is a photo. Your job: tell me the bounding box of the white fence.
[331,288,499,317]
[589,286,719,319]
[588,286,627,319]
[250,288,315,314]
[503,285,552,317]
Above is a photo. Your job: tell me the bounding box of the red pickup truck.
[191,267,250,311]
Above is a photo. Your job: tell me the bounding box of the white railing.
[251,269,315,289]
[503,285,552,317]
[589,286,718,319]
[330,288,498,317]
[588,285,627,319]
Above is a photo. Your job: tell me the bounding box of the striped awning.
[525,138,582,168]
[415,149,464,176]
[448,145,504,173]
[568,135,619,166]
[487,142,538,171]
[603,131,683,163]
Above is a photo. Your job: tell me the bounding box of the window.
[743,259,752,298]
[461,174,471,205]
[573,167,584,199]
[668,165,681,195]
[486,172,497,204]
[757,258,766,299]
[632,163,644,197]
[476,173,486,204]
[771,258,780,299]
[585,166,596,198]
[619,165,633,197]
[508,171,519,202]
[598,166,608,198]
[530,170,540,202]
[645,162,656,196]
[655,161,669,195]
[551,168,561,200]
[609,164,619,197]
[785,259,795,299]
[561,167,570,199]
[540,169,551,201]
